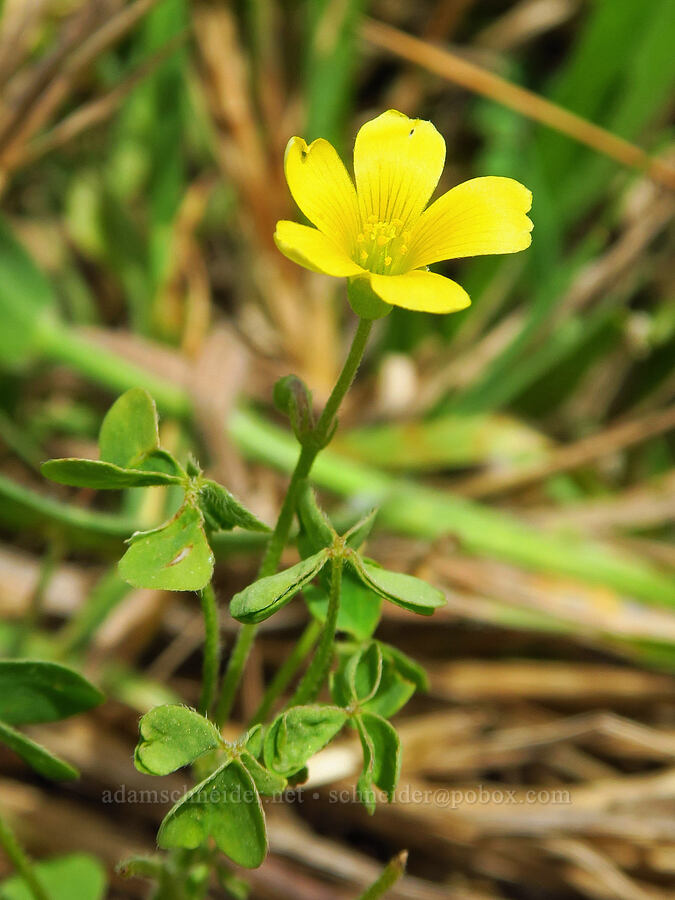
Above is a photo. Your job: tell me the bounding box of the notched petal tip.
[283,136,360,250]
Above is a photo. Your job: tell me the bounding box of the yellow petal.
[369,269,470,314]
[274,221,364,277]
[284,137,360,253]
[406,176,533,268]
[353,109,445,230]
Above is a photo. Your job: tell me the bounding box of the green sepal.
[0,660,103,724]
[158,759,267,869]
[198,479,270,533]
[0,853,106,900]
[263,705,347,777]
[273,375,315,445]
[230,550,329,624]
[347,277,392,320]
[99,388,160,469]
[119,504,214,591]
[41,458,180,489]
[350,557,446,616]
[134,705,222,775]
[0,719,78,781]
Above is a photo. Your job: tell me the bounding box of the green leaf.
[0,660,103,724]
[331,644,417,718]
[355,713,401,813]
[297,481,334,551]
[244,724,263,758]
[0,215,57,370]
[351,558,446,616]
[0,853,106,900]
[230,550,329,624]
[334,414,548,472]
[305,569,381,640]
[378,643,429,693]
[361,658,415,720]
[119,504,214,591]
[361,713,401,801]
[344,508,378,549]
[198,480,269,533]
[263,705,347,777]
[41,458,180,489]
[99,388,160,468]
[0,720,78,781]
[346,643,383,704]
[133,448,184,477]
[158,759,267,869]
[134,705,221,775]
[239,751,287,796]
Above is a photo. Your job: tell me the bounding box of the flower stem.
[215,317,372,726]
[250,618,321,725]
[0,811,50,900]
[287,554,342,707]
[198,583,220,716]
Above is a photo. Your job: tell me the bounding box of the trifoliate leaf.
[0,660,103,724]
[297,481,334,552]
[119,504,214,591]
[344,508,378,549]
[263,705,347,777]
[41,458,180,489]
[198,480,269,533]
[350,558,445,616]
[158,759,267,869]
[358,712,401,804]
[99,388,160,468]
[378,642,429,692]
[230,550,329,624]
[0,853,106,900]
[134,705,222,775]
[0,720,78,781]
[239,751,287,796]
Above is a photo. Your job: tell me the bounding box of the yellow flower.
[274,109,533,316]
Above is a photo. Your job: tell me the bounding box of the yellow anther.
[360,250,368,262]
[384,256,392,267]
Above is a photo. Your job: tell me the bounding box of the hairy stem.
[0,811,50,900]
[215,317,372,726]
[198,583,220,716]
[287,554,342,707]
[251,617,322,725]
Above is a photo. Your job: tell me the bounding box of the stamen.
[353,217,408,274]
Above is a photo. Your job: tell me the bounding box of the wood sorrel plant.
[40,109,532,896]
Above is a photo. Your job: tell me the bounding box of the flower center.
[355,215,410,275]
